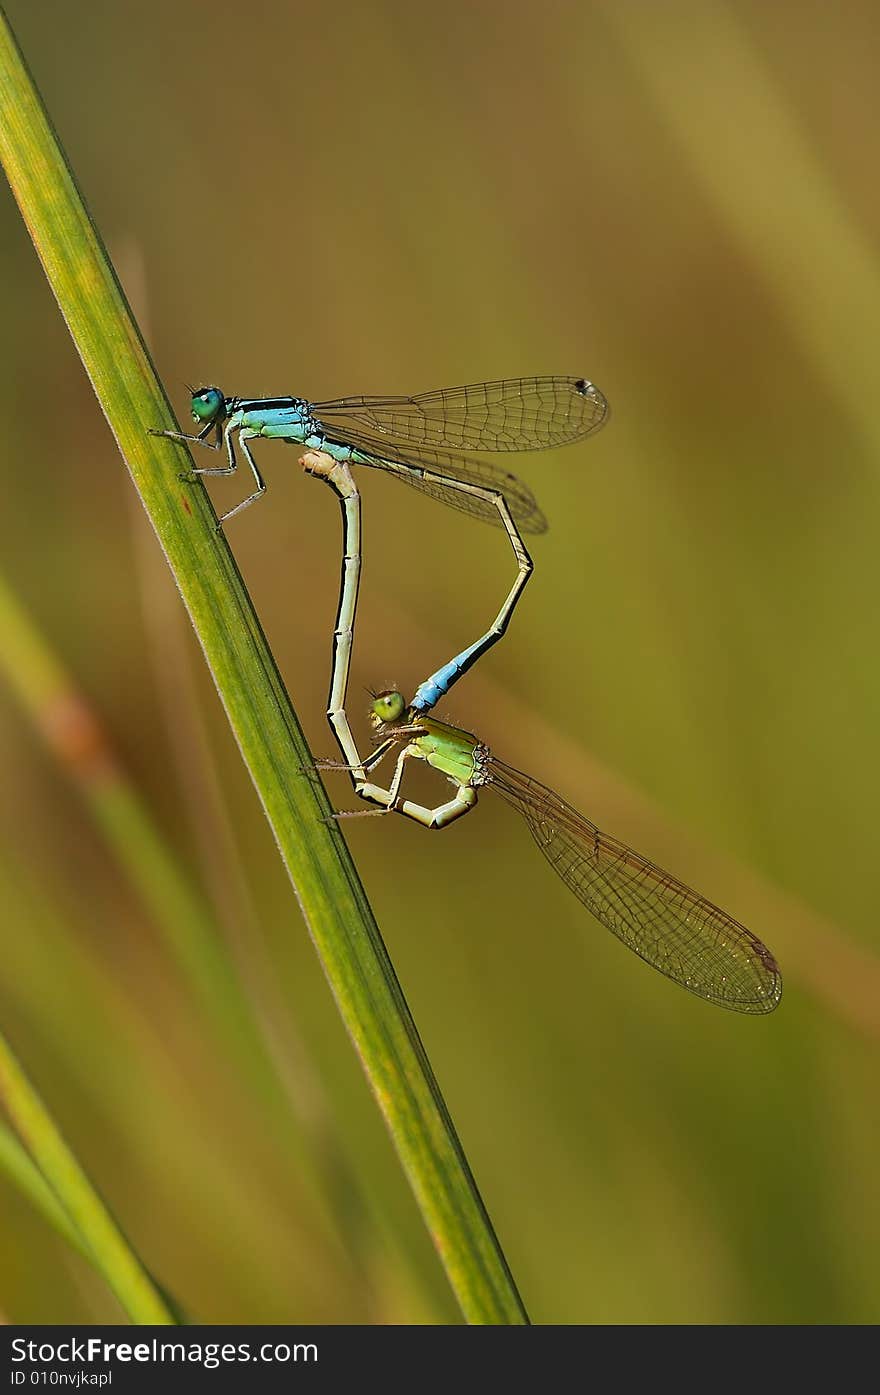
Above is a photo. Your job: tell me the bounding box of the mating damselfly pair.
[154,374,782,1015]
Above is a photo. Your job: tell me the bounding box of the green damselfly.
[327,687,783,1015]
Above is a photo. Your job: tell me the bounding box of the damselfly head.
[370,689,406,727]
[190,386,226,426]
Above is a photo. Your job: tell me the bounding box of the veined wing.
[340,432,547,535]
[487,757,782,1014]
[311,376,609,453]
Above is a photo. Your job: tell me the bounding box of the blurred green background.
[1,0,879,1323]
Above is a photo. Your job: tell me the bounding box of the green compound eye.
[190,386,225,425]
[371,690,406,724]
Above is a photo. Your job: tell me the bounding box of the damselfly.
[152,377,608,721]
[324,687,783,1015]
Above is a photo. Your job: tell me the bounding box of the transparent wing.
[311,376,609,453]
[487,757,782,1014]
[341,432,547,534]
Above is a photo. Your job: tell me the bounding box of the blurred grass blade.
[0,1028,175,1323]
[604,0,880,456]
[0,565,283,1083]
[0,10,526,1322]
[0,1120,91,1261]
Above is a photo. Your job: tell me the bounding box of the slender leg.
[183,423,238,475]
[149,420,222,452]
[152,420,268,525]
[214,430,266,523]
[314,740,415,818]
[331,745,411,820]
[382,745,416,806]
[152,419,237,499]
[312,738,400,775]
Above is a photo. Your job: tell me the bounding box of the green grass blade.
[0,10,526,1323]
[0,1028,176,1323]
[0,1120,91,1261]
